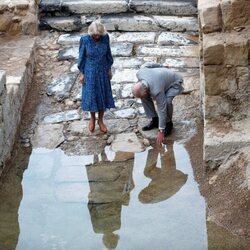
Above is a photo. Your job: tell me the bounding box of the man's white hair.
[88,20,107,36]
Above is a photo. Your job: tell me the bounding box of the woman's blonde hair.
[88,21,107,36]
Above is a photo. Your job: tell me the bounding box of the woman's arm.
[106,33,114,68]
[78,36,86,83]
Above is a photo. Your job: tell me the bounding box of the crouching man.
[132,63,184,145]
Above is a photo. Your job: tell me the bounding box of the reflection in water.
[86,152,134,249]
[0,144,249,249]
[139,142,187,204]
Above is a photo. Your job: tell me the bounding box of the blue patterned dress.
[77,34,115,112]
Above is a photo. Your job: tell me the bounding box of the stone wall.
[0,37,36,176]
[198,0,250,169]
[0,0,39,35]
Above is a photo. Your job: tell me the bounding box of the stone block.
[0,14,13,32]
[203,33,224,65]
[236,66,250,89]
[62,0,128,14]
[204,65,229,95]
[129,0,197,16]
[22,13,38,35]
[224,34,249,66]
[198,0,222,34]
[221,0,250,30]
[204,95,230,119]
[157,32,198,46]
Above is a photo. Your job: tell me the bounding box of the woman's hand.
[79,74,85,84]
[108,69,112,80]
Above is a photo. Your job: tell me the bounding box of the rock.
[67,120,102,136]
[198,0,222,34]
[143,138,150,146]
[113,57,157,69]
[31,124,64,149]
[114,32,156,44]
[47,73,77,101]
[236,67,250,90]
[70,63,79,73]
[138,117,196,143]
[111,69,138,84]
[182,75,200,94]
[157,32,198,46]
[153,16,199,32]
[114,108,136,119]
[39,0,62,12]
[62,0,128,14]
[111,132,145,153]
[0,14,12,32]
[65,99,74,107]
[107,135,115,145]
[39,16,82,32]
[58,46,78,60]
[57,33,82,45]
[203,33,224,65]
[61,136,106,155]
[160,57,199,68]
[106,119,131,133]
[101,14,159,32]
[130,0,197,15]
[111,43,134,57]
[43,110,81,124]
[136,45,199,58]
[73,86,82,101]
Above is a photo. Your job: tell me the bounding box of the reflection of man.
[86,151,134,249]
[132,63,184,144]
[139,142,188,204]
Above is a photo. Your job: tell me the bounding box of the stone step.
[40,0,197,16]
[40,14,198,32]
[129,0,197,16]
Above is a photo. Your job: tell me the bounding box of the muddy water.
[0,143,248,250]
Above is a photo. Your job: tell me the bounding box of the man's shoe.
[164,121,173,136]
[142,117,159,131]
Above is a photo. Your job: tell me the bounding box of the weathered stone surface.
[161,57,199,68]
[57,33,81,45]
[204,119,250,169]
[101,14,159,32]
[236,67,250,90]
[203,33,224,65]
[111,69,138,84]
[198,0,222,34]
[40,16,82,32]
[113,57,157,69]
[136,45,199,58]
[111,132,144,153]
[0,70,6,95]
[221,0,250,30]
[157,32,198,46]
[70,63,79,73]
[204,95,230,119]
[31,124,64,149]
[62,0,128,14]
[114,108,136,119]
[130,0,197,15]
[43,110,80,124]
[138,117,197,143]
[47,73,77,101]
[111,43,134,57]
[106,119,131,133]
[62,136,106,155]
[114,32,156,44]
[39,0,62,12]
[153,16,199,32]
[183,75,200,94]
[58,46,78,60]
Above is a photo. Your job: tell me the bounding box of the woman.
[78,21,115,133]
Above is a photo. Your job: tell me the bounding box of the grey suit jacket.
[136,63,183,128]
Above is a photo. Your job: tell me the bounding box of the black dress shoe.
[142,117,159,131]
[164,121,173,136]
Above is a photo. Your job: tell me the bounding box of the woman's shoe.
[89,119,95,133]
[98,120,108,133]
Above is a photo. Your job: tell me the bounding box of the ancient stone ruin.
[0,0,249,246]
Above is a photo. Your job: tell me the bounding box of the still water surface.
[0,143,248,249]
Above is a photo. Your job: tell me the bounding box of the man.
[132,63,184,144]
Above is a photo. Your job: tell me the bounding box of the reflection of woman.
[78,21,115,133]
[139,142,188,204]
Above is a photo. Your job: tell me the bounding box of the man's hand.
[156,130,165,145]
[79,74,85,84]
[109,69,112,80]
